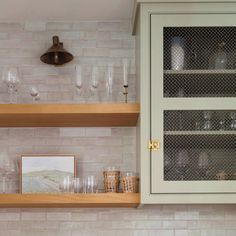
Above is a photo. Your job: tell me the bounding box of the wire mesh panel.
[164,110,236,181]
[163,27,236,97]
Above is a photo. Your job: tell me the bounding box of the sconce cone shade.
[40,36,73,66]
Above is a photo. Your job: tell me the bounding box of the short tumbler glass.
[59,176,74,193]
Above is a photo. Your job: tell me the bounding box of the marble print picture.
[21,155,75,193]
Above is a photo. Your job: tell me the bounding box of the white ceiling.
[0,0,135,21]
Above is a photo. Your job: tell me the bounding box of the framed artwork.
[21,155,76,193]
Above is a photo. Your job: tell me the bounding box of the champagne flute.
[106,64,114,100]
[91,66,99,96]
[122,58,129,87]
[75,65,83,94]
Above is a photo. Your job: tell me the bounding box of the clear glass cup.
[83,176,98,194]
[0,157,19,194]
[59,176,74,193]
[73,178,81,193]
[198,151,209,179]
[176,150,189,180]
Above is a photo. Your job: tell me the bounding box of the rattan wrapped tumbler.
[103,166,120,193]
[121,172,139,193]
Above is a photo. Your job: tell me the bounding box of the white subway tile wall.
[0,21,235,236]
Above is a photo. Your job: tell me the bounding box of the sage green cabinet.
[133,0,236,204]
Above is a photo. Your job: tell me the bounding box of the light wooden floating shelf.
[0,193,140,208]
[0,103,140,127]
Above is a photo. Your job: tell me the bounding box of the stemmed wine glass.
[2,66,21,103]
[75,65,97,99]
[91,66,99,96]
[229,112,236,130]
[30,87,40,102]
[202,111,212,130]
[198,151,209,180]
[176,150,189,180]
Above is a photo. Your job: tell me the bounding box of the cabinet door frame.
[150,13,236,194]
[138,2,236,203]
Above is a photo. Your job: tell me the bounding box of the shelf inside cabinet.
[164,69,236,75]
[0,193,140,208]
[0,103,140,127]
[165,131,236,135]
[164,70,236,97]
[164,133,236,149]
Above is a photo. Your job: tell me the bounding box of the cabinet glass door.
[151,14,236,193]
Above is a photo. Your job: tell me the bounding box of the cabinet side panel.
[139,5,152,203]
[136,9,141,179]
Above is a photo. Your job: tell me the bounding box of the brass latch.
[148,140,160,151]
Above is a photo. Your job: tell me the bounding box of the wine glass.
[176,150,189,180]
[229,112,236,130]
[198,151,209,179]
[202,111,212,130]
[2,66,21,103]
[218,113,226,131]
[91,66,99,96]
[30,87,40,102]
[75,65,94,99]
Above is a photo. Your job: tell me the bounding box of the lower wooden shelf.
[0,193,140,208]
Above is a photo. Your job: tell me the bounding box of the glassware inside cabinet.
[164,110,236,181]
[209,41,228,70]
[163,26,236,98]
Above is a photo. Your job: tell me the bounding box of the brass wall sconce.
[40,36,73,66]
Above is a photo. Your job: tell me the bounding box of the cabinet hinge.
[148,140,160,151]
